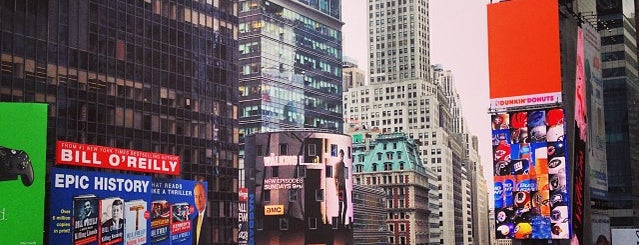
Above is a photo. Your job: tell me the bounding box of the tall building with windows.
[237,0,344,138]
[0,0,239,244]
[352,132,435,245]
[596,0,639,227]
[368,0,431,85]
[344,0,479,242]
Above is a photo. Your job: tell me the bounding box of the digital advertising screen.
[245,131,353,245]
[0,103,47,245]
[492,107,571,240]
[488,0,561,101]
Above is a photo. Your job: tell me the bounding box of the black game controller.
[0,146,34,186]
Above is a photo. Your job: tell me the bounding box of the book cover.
[124,199,147,245]
[151,200,171,243]
[99,197,124,245]
[170,202,192,243]
[73,194,99,245]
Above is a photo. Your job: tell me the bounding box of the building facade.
[0,0,239,243]
[352,132,434,245]
[237,0,344,138]
[352,184,392,245]
[243,130,354,245]
[342,57,366,91]
[596,0,639,227]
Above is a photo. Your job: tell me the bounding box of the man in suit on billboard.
[193,182,211,245]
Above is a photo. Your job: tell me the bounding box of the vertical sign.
[492,108,571,239]
[571,27,587,244]
[238,188,249,244]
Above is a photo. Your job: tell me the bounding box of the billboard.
[49,167,208,245]
[583,22,607,199]
[49,168,152,245]
[492,107,571,239]
[611,229,639,244]
[244,131,353,245]
[0,103,47,245]
[238,188,249,244]
[571,27,587,244]
[56,141,181,175]
[151,178,209,245]
[487,0,562,104]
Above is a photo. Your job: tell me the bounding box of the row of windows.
[254,216,344,231]
[358,175,408,185]
[261,188,326,202]
[255,143,352,158]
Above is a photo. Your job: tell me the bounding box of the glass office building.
[0,0,239,243]
[237,0,343,138]
[597,0,639,227]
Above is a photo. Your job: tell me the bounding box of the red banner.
[56,141,180,175]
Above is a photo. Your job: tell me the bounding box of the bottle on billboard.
[504,177,515,207]
[494,178,505,209]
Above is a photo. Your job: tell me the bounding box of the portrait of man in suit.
[193,182,210,245]
[101,199,125,237]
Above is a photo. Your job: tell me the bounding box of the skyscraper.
[342,0,484,243]
[368,0,431,85]
[597,0,639,227]
[0,0,239,243]
[237,0,344,138]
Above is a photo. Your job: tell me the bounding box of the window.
[256,219,263,230]
[296,165,306,178]
[263,190,271,203]
[330,144,338,156]
[289,189,298,202]
[272,166,279,177]
[308,217,317,229]
[279,218,289,230]
[307,144,317,156]
[280,143,288,155]
[332,217,340,229]
[400,223,406,231]
[316,189,324,201]
[326,165,333,177]
[256,145,263,156]
[389,224,394,231]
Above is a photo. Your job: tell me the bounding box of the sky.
[341,0,494,189]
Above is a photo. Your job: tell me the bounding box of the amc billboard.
[243,131,353,245]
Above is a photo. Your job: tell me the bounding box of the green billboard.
[0,103,47,244]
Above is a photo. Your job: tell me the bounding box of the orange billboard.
[488,0,561,101]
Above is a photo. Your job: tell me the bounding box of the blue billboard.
[49,168,152,245]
